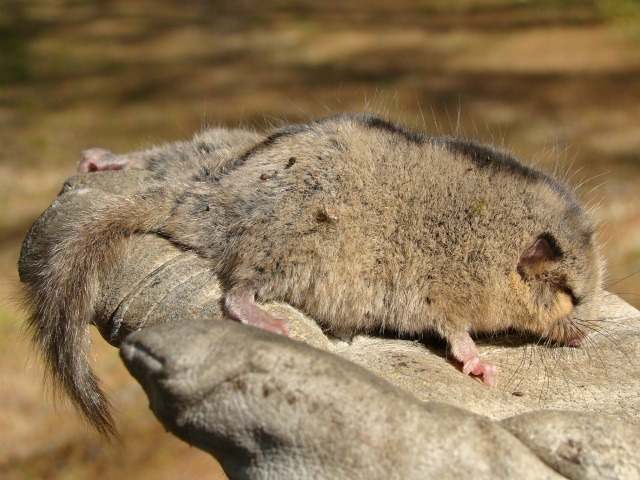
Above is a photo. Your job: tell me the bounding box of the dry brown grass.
[1,1,639,478]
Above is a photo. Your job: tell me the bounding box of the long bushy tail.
[20,189,170,438]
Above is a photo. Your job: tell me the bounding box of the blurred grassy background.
[1,1,639,479]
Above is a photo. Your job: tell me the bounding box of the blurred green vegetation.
[0,10,30,84]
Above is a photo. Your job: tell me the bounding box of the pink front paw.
[463,357,498,387]
[223,289,290,337]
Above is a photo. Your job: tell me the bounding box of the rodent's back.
[21,113,604,438]
[179,114,601,340]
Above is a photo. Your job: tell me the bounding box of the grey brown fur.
[21,114,603,437]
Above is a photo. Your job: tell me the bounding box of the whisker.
[605,271,640,289]
[573,170,610,192]
[611,292,640,298]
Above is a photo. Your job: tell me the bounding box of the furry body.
[22,114,603,436]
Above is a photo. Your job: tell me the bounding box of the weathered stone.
[501,411,640,480]
[121,318,565,480]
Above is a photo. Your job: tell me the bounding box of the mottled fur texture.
[22,114,603,437]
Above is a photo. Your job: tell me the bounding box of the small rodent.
[21,114,603,437]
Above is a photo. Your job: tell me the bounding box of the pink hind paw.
[79,148,122,173]
[79,148,146,173]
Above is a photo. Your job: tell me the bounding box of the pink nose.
[567,337,582,348]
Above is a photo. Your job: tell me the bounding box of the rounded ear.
[517,234,562,277]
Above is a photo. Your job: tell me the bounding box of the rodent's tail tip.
[68,365,121,441]
[62,380,120,440]
[91,411,120,442]
[25,302,120,440]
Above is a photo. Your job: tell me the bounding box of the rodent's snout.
[544,312,589,348]
[566,337,582,348]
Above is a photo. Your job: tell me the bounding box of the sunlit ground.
[1,1,639,478]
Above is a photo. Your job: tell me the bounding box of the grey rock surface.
[20,172,640,479]
[501,411,640,480]
[121,318,565,480]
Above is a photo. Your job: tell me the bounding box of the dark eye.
[559,285,579,307]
